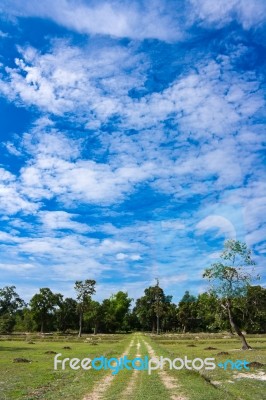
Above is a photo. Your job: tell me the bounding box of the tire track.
[83,338,135,400]
[120,340,142,398]
[143,339,188,400]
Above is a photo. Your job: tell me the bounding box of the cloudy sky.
[0,0,265,303]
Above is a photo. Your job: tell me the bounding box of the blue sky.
[0,0,265,303]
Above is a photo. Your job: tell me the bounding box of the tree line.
[0,240,265,343]
[0,281,265,336]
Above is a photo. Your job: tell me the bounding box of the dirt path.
[120,340,142,398]
[143,339,188,400]
[82,338,135,400]
[82,336,188,400]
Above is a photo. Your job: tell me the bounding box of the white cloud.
[209,251,222,259]
[0,168,38,215]
[2,0,265,44]
[161,220,185,231]
[159,274,188,286]
[0,30,9,38]
[246,226,266,247]
[0,0,184,41]
[196,215,237,239]
[221,181,266,246]
[39,211,90,233]
[131,254,142,261]
[116,252,127,261]
[189,0,266,30]
[20,156,155,205]
[22,126,82,161]
[120,57,263,137]
[1,41,263,149]
[0,41,148,117]
[0,231,20,243]
[0,219,149,289]
[116,252,142,261]
[0,262,35,271]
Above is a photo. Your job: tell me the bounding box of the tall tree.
[56,297,79,332]
[0,286,25,333]
[135,284,172,332]
[234,285,266,333]
[99,292,132,333]
[109,291,132,331]
[74,280,96,337]
[85,300,102,335]
[203,239,257,349]
[29,288,62,333]
[177,291,197,333]
[0,286,25,315]
[196,292,220,332]
[155,279,164,334]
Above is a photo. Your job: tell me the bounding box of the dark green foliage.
[134,283,173,333]
[0,313,16,333]
[29,288,63,333]
[0,286,26,333]
[177,291,198,333]
[56,297,79,332]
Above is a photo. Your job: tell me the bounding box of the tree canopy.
[203,239,258,349]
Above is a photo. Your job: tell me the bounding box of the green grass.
[104,335,170,400]
[0,333,265,399]
[0,333,129,400]
[147,333,266,400]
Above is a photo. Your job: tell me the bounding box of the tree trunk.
[40,319,44,334]
[78,312,83,337]
[156,314,159,335]
[226,300,251,350]
[152,319,155,333]
[94,322,98,335]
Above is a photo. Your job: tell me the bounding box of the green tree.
[0,286,25,333]
[0,286,25,315]
[196,292,221,332]
[99,292,132,333]
[177,291,197,333]
[135,284,172,333]
[29,288,62,333]
[161,302,178,332]
[14,307,38,332]
[100,298,117,332]
[84,300,102,334]
[56,298,79,332]
[109,291,132,331]
[245,285,266,333]
[203,239,257,349]
[74,280,96,337]
[233,285,266,333]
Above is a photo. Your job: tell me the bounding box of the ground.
[0,332,265,399]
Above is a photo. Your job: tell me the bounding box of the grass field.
[0,333,265,399]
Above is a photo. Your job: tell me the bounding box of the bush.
[0,314,15,333]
